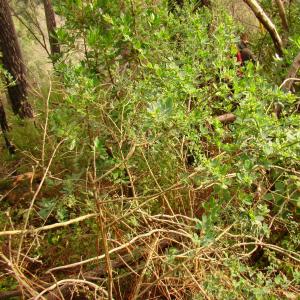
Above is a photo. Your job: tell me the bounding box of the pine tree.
[0,98,15,153]
[0,0,33,118]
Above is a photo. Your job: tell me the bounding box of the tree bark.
[0,98,15,153]
[281,51,300,91]
[242,0,284,56]
[0,0,33,118]
[43,0,60,62]
[0,98,9,132]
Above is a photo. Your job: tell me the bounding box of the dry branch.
[46,229,192,273]
[243,0,283,56]
[275,0,289,35]
[0,213,98,236]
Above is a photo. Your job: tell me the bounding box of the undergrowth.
[0,1,299,299]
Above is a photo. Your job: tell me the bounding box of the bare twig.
[42,80,51,168]
[10,7,50,56]
[0,213,98,236]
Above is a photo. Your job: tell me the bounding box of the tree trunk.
[281,51,300,91]
[243,0,284,56]
[0,0,33,118]
[43,0,60,62]
[0,98,15,154]
[0,99,9,132]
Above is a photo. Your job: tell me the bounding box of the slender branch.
[42,80,51,167]
[0,213,98,236]
[10,7,50,57]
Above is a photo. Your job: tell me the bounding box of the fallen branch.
[46,229,191,273]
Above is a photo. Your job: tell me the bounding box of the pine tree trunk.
[0,98,9,132]
[43,0,60,61]
[0,98,15,154]
[0,0,33,118]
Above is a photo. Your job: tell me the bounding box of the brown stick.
[275,0,289,34]
[242,0,284,56]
